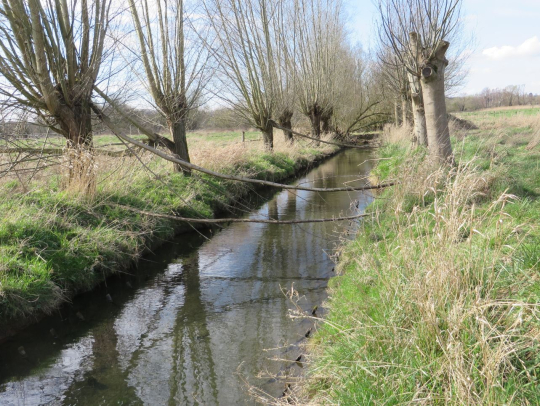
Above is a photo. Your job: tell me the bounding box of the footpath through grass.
[0,132,337,330]
[307,112,540,404]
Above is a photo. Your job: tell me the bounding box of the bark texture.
[394,101,401,126]
[408,33,428,146]
[278,110,294,144]
[170,120,191,175]
[57,102,95,193]
[419,39,453,162]
[401,94,410,127]
[262,122,274,151]
[410,94,427,146]
[321,108,333,134]
[309,103,323,146]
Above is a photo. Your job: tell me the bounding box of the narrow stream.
[0,148,374,405]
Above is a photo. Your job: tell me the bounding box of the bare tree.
[119,0,211,173]
[272,0,297,143]
[202,0,286,150]
[293,0,345,145]
[377,49,404,127]
[0,0,112,190]
[378,0,463,161]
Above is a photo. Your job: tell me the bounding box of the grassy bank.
[0,131,338,335]
[306,110,540,404]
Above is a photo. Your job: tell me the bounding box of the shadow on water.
[0,148,375,405]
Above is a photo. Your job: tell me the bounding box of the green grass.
[0,139,337,326]
[308,128,540,404]
[0,130,262,151]
[459,107,540,119]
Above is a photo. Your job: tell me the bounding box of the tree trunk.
[310,114,321,146]
[401,94,409,127]
[411,94,427,146]
[321,107,333,134]
[394,101,401,126]
[321,117,331,133]
[408,33,428,147]
[58,103,95,194]
[420,40,453,163]
[278,110,294,144]
[309,103,323,146]
[262,122,274,151]
[170,119,191,175]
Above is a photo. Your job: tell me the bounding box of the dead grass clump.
[381,123,413,145]
[449,114,478,140]
[526,120,540,150]
[465,111,539,134]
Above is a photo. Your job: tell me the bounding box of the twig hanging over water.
[270,121,380,149]
[108,203,374,225]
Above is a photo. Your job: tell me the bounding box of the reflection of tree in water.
[62,317,143,405]
[59,244,219,405]
[168,251,219,405]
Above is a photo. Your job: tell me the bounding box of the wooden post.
[242,131,245,144]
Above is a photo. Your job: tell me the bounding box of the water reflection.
[0,149,374,405]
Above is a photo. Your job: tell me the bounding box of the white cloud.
[483,36,540,60]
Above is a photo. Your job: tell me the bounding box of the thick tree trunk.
[278,110,294,144]
[170,119,191,175]
[309,103,323,146]
[310,114,321,146]
[420,40,453,162]
[321,107,333,134]
[262,122,274,151]
[411,95,427,146]
[321,117,331,134]
[58,103,95,194]
[408,33,428,147]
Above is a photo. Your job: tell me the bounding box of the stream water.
[0,148,374,405]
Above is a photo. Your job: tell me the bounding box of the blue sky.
[344,0,540,95]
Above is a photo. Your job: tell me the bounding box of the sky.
[344,0,540,95]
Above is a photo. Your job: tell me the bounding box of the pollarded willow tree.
[378,0,463,162]
[293,0,345,145]
[272,0,297,144]
[0,0,112,191]
[120,0,211,173]
[202,0,289,150]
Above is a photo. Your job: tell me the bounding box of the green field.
[459,106,540,119]
[0,130,263,151]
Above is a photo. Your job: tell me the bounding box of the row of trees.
[0,0,467,192]
[0,0,385,179]
[376,0,465,162]
[448,86,540,112]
